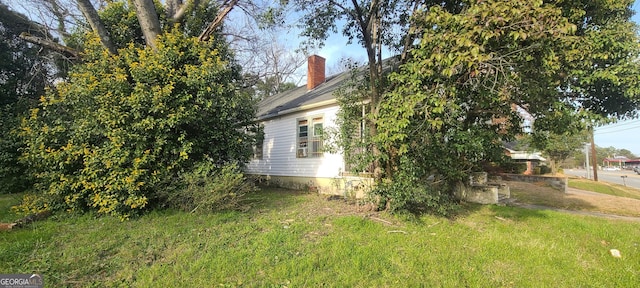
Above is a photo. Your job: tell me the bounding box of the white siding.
[246,105,345,178]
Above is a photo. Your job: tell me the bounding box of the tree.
[14,1,259,217]
[19,28,257,217]
[293,0,640,213]
[528,130,589,175]
[0,3,54,194]
[12,0,243,57]
[238,31,306,99]
[10,0,304,100]
[616,149,637,160]
[291,0,426,178]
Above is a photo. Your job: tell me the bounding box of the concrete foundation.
[455,174,511,204]
[250,174,373,198]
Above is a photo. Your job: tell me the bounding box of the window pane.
[311,139,323,157]
[298,125,308,137]
[313,123,323,136]
[253,139,263,159]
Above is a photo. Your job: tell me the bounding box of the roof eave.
[257,98,339,121]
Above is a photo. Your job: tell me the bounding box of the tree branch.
[172,0,200,23]
[20,32,80,59]
[198,0,238,41]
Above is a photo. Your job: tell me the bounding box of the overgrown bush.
[370,157,457,216]
[537,165,552,175]
[165,162,256,213]
[500,162,528,174]
[17,30,257,218]
[0,105,31,194]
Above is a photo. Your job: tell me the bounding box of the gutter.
[256,98,339,121]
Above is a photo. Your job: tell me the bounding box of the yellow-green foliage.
[19,30,256,218]
[166,162,257,213]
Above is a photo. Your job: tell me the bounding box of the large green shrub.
[18,30,257,218]
[165,161,257,213]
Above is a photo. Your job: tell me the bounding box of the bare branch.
[198,0,239,41]
[166,0,181,17]
[20,32,80,59]
[172,0,201,23]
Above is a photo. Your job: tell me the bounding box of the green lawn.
[1,189,638,287]
[569,178,640,200]
[0,193,23,222]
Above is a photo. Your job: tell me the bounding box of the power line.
[595,125,640,135]
[596,119,640,131]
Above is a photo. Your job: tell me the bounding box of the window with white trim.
[297,116,323,158]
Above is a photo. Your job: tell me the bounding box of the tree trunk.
[76,0,117,54]
[131,0,162,50]
[198,0,238,41]
[363,4,384,180]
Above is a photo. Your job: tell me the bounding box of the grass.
[1,189,639,287]
[0,192,23,222]
[509,180,640,217]
[569,178,640,201]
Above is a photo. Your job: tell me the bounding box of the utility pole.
[585,143,591,179]
[590,127,598,181]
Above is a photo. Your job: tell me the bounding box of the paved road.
[564,168,640,189]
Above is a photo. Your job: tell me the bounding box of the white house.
[245,55,370,196]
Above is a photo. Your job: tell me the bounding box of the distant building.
[503,142,546,175]
[602,156,640,169]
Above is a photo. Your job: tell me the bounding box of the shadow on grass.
[446,180,605,222]
[243,185,568,223]
[509,183,599,212]
[241,186,316,213]
[446,201,552,222]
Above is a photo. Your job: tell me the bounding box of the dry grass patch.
[508,181,640,217]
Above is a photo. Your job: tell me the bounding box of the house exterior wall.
[246,105,351,195]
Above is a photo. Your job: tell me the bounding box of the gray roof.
[257,56,399,121]
[257,72,349,120]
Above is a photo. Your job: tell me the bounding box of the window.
[251,125,264,160]
[253,136,263,160]
[297,116,323,158]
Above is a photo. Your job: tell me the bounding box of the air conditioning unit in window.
[297,147,307,157]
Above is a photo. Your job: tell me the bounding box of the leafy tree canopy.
[318,0,640,213]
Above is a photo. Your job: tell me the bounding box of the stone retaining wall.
[498,173,567,192]
[454,182,510,204]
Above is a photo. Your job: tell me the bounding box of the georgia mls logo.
[0,274,43,288]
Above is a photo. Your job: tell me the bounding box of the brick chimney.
[307,55,326,90]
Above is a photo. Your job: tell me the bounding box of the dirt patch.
[292,193,384,219]
[506,181,640,218]
[250,190,388,221]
